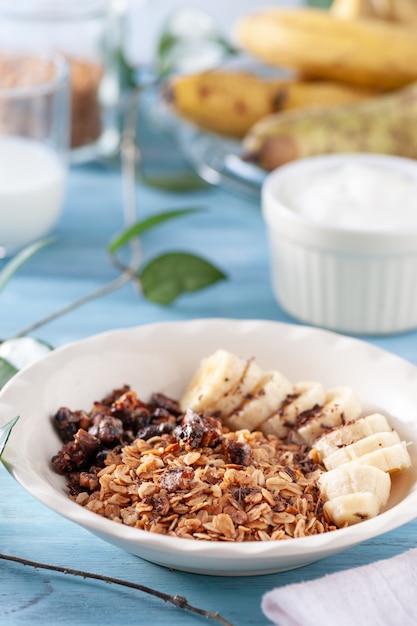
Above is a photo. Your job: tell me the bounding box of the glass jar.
[0,0,122,162]
[0,50,70,257]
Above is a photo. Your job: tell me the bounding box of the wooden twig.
[0,553,235,626]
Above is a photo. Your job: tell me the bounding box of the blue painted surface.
[1,121,417,626]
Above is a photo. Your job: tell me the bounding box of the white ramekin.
[262,153,417,335]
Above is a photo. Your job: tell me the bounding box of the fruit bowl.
[1,318,417,576]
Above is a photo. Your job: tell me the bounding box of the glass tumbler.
[0,51,70,258]
[0,0,121,163]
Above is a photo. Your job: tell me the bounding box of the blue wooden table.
[1,120,417,626]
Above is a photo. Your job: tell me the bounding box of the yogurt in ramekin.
[262,153,417,335]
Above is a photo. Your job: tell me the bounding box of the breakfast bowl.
[262,153,417,335]
[1,318,417,576]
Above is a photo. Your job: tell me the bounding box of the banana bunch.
[180,349,363,443]
[234,3,417,168]
[164,1,417,165]
[180,349,412,527]
[164,71,376,138]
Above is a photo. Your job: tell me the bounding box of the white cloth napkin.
[262,548,417,626]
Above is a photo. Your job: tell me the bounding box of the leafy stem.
[0,553,235,626]
[10,268,135,340]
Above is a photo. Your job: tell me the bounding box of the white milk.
[283,161,417,231]
[0,136,66,255]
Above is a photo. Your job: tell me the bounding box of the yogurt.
[281,161,417,231]
[0,136,66,256]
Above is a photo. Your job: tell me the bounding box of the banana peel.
[235,8,417,90]
[163,70,376,138]
[242,81,417,170]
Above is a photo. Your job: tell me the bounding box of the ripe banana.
[164,71,376,138]
[319,464,391,507]
[242,80,417,170]
[234,8,417,90]
[226,369,292,432]
[261,381,325,439]
[293,386,362,446]
[163,71,282,138]
[312,412,392,461]
[323,431,401,470]
[180,349,248,414]
[323,492,381,526]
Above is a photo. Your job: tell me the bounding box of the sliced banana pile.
[180,349,362,443]
[311,411,412,474]
[318,465,391,527]
[180,349,413,528]
[311,411,412,526]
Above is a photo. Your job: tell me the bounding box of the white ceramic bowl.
[1,319,417,576]
[262,153,417,335]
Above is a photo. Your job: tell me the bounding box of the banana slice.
[346,441,412,474]
[261,381,325,439]
[318,464,391,508]
[294,386,362,445]
[323,431,401,470]
[312,412,392,462]
[211,359,263,419]
[180,349,248,414]
[324,492,381,527]
[226,370,292,432]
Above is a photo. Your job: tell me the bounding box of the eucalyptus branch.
[0,553,235,626]
[5,53,226,338]
[10,270,135,339]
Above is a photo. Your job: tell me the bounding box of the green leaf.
[138,170,209,192]
[0,238,55,293]
[0,358,18,390]
[0,415,19,459]
[108,208,204,254]
[155,7,238,78]
[139,252,226,304]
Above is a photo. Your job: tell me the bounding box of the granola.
[51,387,335,542]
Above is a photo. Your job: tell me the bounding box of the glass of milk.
[0,50,70,258]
